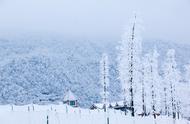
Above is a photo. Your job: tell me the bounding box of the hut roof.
[64,90,77,101]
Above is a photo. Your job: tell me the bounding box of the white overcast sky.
[0,0,189,43]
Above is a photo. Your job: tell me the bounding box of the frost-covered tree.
[100,53,109,110]
[141,56,148,116]
[100,53,110,124]
[142,49,162,118]
[142,54,152,114]
[149,49,161,118]
[163,49,180,119]
[143,50,160,113]
[181,64,190,118]
[162,77,169,116]
[117,14,142,116]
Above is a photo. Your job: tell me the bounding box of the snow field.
[0,104,189,124]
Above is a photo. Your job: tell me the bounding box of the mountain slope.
[0,38,189,107]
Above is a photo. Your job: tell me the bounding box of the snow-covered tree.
[151,49,162,113]
[141,56,148,116]
[117,14,143,116]
[163,49,180,119]
[142,49,161,116]
[162,76,169,116]
[142,54,152,114]
[149,49,162,118]
[100,53,110,124]
[100,53,109,110]
[180,64,190,118]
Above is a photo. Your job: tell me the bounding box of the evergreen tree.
[181,64,190,118]
[100,53,109,110]
[100,53,110,124]
[117,14,142,116]
[141,56,148,116]
[142,49,161,117]
[163,49,180,119]
[149,49,161,118]
[143,53,152,114]
[151,49,162,114]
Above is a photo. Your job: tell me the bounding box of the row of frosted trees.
[99,15,190,120]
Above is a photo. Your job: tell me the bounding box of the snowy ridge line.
[0,104,189,124]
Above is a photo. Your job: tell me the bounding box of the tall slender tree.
[163,49,180,119]
[117,14,142,117]
[142,49,161,117]
[162,75,169,116]
[151,49,162,115]
[100,53,109,110]
[149,49,160,118]
[141,56,148,116]
[100,53,109,124]
[181,64,190,118]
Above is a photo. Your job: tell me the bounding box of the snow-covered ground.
[0,104,189,124]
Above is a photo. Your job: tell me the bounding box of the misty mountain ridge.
[0,38,189,107]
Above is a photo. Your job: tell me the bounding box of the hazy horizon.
[0,0,189,43]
